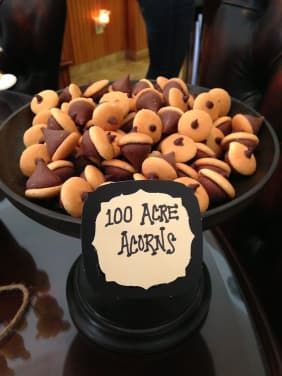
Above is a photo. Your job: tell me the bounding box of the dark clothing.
[199,0,282,340]
[0,0,66,94]
[138,0,195,79]
[200,0,282,213]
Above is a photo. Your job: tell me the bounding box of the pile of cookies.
[19,75,264,218]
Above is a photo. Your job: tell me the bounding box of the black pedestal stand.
[67,255,211,354]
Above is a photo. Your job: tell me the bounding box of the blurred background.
[60,0,150,86]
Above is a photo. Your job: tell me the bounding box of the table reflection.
[63,333,215,376]
[0,201,269,375]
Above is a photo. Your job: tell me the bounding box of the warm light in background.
[93,9,111,35]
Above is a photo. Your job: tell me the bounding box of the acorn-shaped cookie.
[23,123,47,147]
[59,83,81,104]
[102,159,135,181]
[213,116,232,136]
[106,130,125,157]
[164,87,188,112]
[206,126,225,157]
[60,177,93,218]
[163,78,189,112]
[32,109,51,126]
[209,88,231,117]
[194,142,216,160]
[68,98,95,129]
[47,160,76,182]
[187,94,195,110]
[120,112,135,133]
[174,176,209,213]
[77,126,114,164]
[119,132,153,171]
[192,157,231,178]
[133,173,148,181]
[81,165,105,189]
[198,168,235,205]
[232,113,264,134]
[133,109,163,143]
[47,108,79,133]
[225,141,257,176]
[158,106,184,136]
[135,88,163,112]
[221,131,259,152]
[83,79,110,102]
[99,91,131,117]
[25,159,62,199]
[159,133,197,163]
[142,152,177,180]
[91,102,124,131]
[110,74,132,96]
[76,130,99,164]
[178,109,213,142]
[155,76,169,91]
[163,78,189,97]
[193,92,220,121]
[132,79,154,96]
[42,128,79,162]
[175,162,199,179]
[30,90,59,114]
[19,143,50,177]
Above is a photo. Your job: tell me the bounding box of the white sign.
[92,189,194,289]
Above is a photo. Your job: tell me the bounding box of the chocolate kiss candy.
[52,166,75,182]
[159,109,182,135]
[48,161,75,183]
[59,86,72,104]
[119,133,153,171]
[104,166,132,181]
[161,151,177,168]
[198,168,235,204]
[163,80,188,103]
[132,79,152,96]
[76,130,101,162]
[244,114,264,133]
[42,128,69,157]
[68,100,94,128]
[111,75,132,96]
[58,83,81,105]
[83,80,110,102]
[26,159,61,189]
[197,175,228,204]
[214,117,232,136]
[121,143,152,171]
[121,112,135,133]
[47,115,62,130]
[102,160,135,181]
[136,89,163,112]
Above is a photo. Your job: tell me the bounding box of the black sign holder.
[66,181,211,353]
